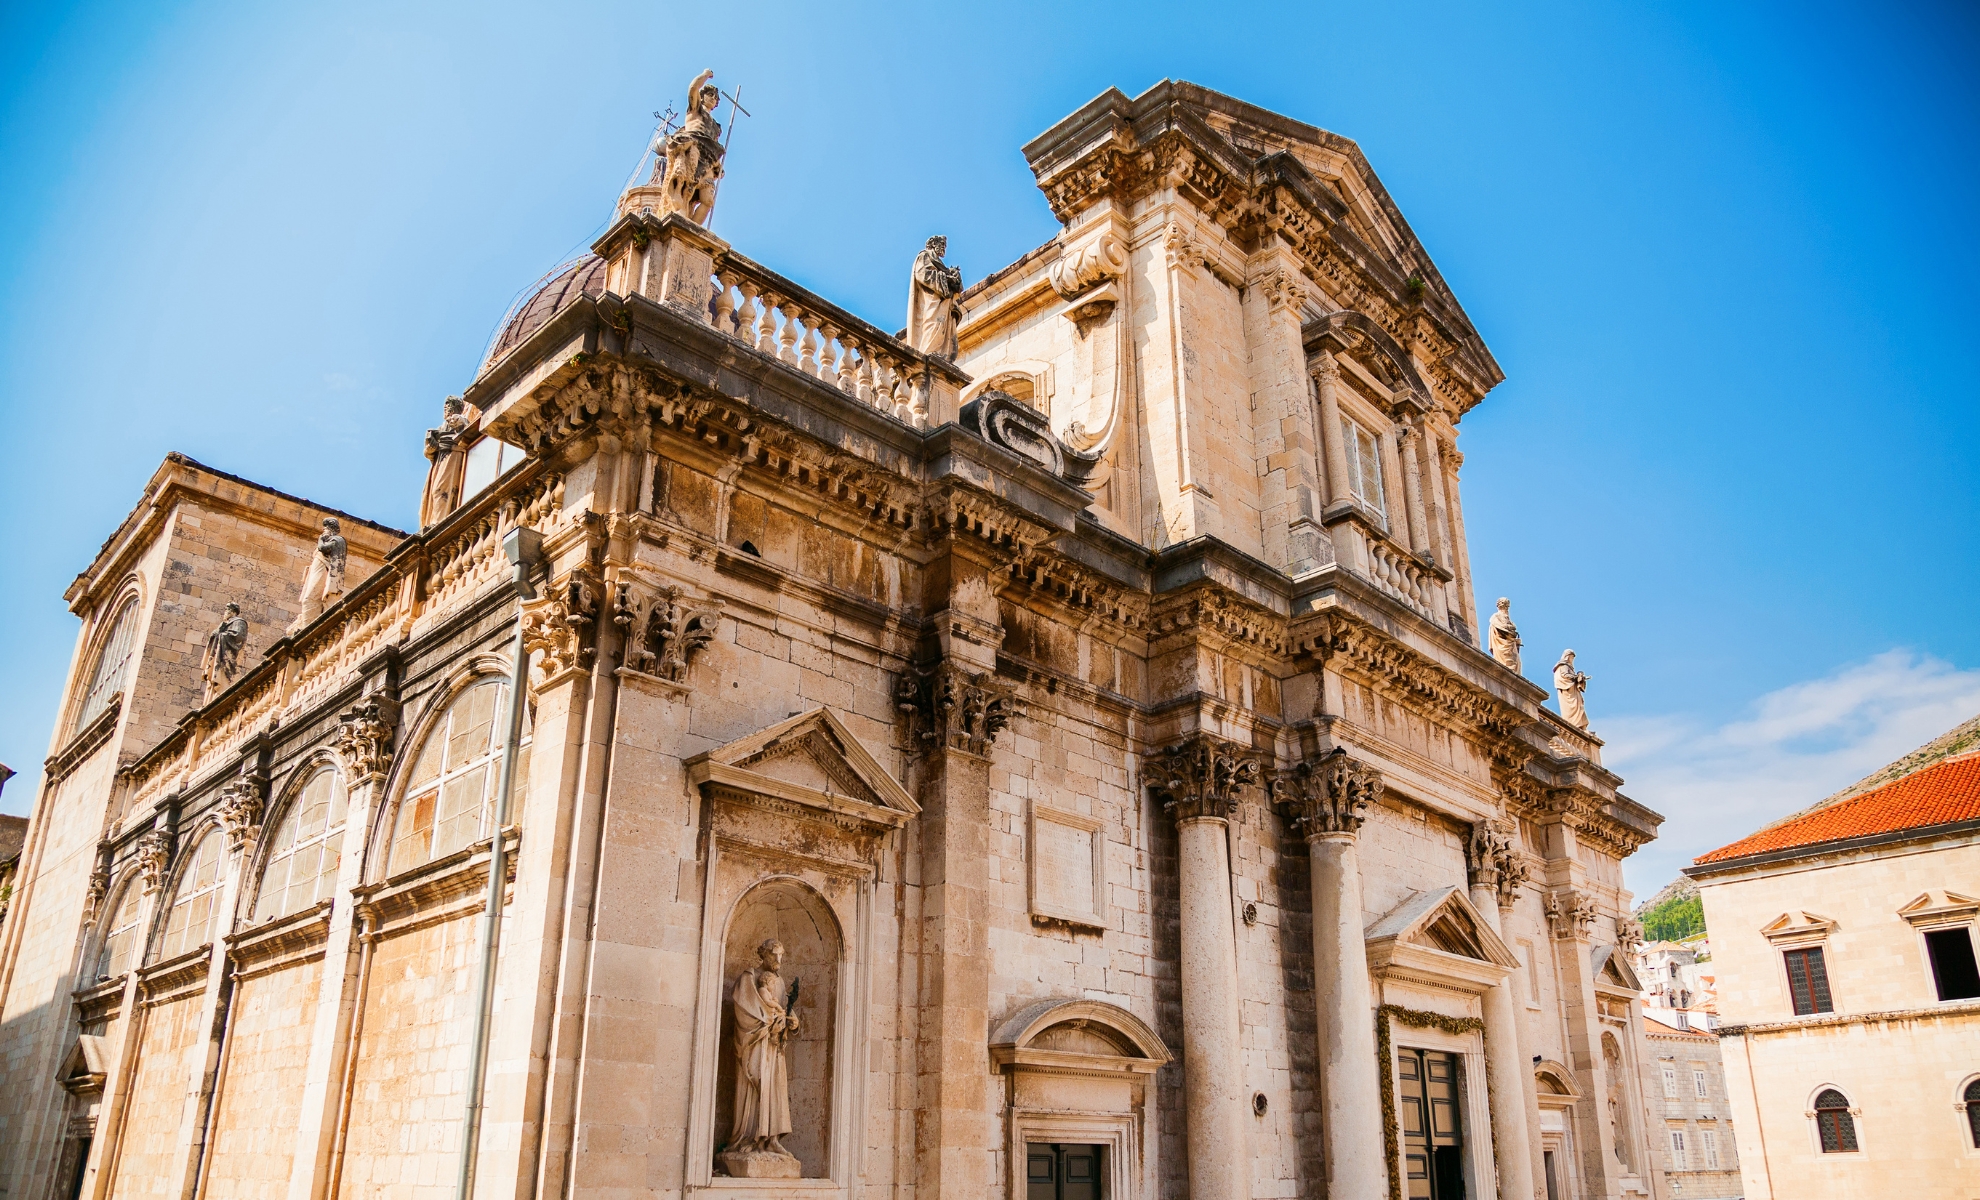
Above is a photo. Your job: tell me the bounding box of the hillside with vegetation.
[1635,877,1706,943]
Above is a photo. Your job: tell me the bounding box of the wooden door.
[1399,1048,1466,1200]
[1026,1143,1103,1200]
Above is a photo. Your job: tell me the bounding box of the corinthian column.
[1311,354,1353,511]
[1468,823,1539,1200]
[1274,748,1386,1199]
[1147,737,1259,1200]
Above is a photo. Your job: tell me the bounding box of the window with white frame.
[1692,1067,1709,1099]
[388,680,529,875]
[1701,1128,1720,1168]
[254,768,348,922]
[1662,1063,1678,1098]
[1338,416,1387,525]
[95,883,144,980]
[1668,1127,1687,1169]
[157,831,225,961]
[71,597,139,736]
[460,437,525,502]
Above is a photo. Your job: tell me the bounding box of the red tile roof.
[1695,752,1980,865]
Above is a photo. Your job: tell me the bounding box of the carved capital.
[617,580,720,685]
[135,831,172,894]
[1258,268,1311,316]
[1495,851,1531,911]
[1149,735,1262,824]
[1162,222,1206,275]
[1309,350,1342,386]
[334,697,398,781]
[522,571,600,685]
[1466,820,1512,889]
[217,778,266,855]
[1616,914,1644,954]
[1544,888,1599,940]
[900,661,1015,757]
[82,865,111,925]
[1270,746,1381,838]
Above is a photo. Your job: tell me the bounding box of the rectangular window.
[1661,1064,1678,1098]
[461,437,525,501]
[1693,1068,1709,1099]
[1783,947,1834,1015]
[1339,416,1387,525]
[1701,1129,1719,1169]
[1925,927,1980,1000]
[1668,1128,1687,1169]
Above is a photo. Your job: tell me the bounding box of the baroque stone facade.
[0,82,1673,1200]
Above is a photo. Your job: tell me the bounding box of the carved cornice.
[1146,734,1262,824]
[1271,746,1381,839]
[1295,608,1524,742]
[1005,549,1147,635]
[1150,584,1287,659]
[925,484,1059,564]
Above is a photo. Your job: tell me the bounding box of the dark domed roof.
[481,254,607,374]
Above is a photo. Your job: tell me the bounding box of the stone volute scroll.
[906,235,964,360]
[420,394,481,528]
[1488,597,1522,672]
[200,602,249,699]
[287,518,348,634]
[722,937,802,1179]
[1553,648,1590,729]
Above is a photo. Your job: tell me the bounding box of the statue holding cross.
[655,69,727,226]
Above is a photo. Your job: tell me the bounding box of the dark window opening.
[1026,1143,1102,1200]
[1814,1089,1858,1153]
[1784,947,1834,1015]
[1925,928,1980,1001]
[1964,1079,1980,1149]
[1400,1047,1467,1200]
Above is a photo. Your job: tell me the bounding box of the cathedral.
[0,80,1671,1200]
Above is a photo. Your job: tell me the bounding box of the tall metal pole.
[456,526,542,1200]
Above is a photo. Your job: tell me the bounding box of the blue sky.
[2,1,1975,893]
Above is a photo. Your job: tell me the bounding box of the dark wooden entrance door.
[1026,1143,1103,1200]
[1399,1048,1466,1200]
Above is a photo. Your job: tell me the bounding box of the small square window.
[1925,927,1980,1001]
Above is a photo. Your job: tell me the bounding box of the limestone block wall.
[201,960,323,1200]
[106,989,203,1200]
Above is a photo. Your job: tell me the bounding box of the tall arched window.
[156,831,225,961]
[95,883,144,981]
[1964,1078,1980,1149]
[1814,1088,1858,1153]
[388,680,529,875]
[254,769,348,922]
[72,597,139,735]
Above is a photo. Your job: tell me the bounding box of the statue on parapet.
[906,235,963,360]
[655,69,725,226]
[420,394,481,529]
[1488,597,1522,672]
[201,602,249,697]
[287,518,348,634]
[1553,649,1590,729]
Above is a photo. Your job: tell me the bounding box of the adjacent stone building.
[0,82,1673,1200]
[1688,718,1980,1198]
[1635,1011,1739,1200]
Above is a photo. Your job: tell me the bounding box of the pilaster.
[1467,821,1539,1200]
[1242,252,1328,575]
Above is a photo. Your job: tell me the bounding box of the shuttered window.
[1783,947,1833,1015]
[1339,417,1387,525]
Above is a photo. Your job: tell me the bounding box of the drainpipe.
[457,526,543,1200]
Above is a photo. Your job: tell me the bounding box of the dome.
[480,254,607,374]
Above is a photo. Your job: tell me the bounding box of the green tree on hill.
[1640,893,1705,943]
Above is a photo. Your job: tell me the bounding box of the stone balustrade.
[1365,536,1439,622]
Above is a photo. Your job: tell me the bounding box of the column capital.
[901,660,1016,758]
[1308,350,1341,384]
[1147,735,1261,824]
[1271,746,1382,840]
[333,694,400,783]
[1465,819,1512,890]
[1544,887,1600,941]
[217,776,267,855]
[135,830,172,894]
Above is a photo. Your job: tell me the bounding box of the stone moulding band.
[1374,1003,1487,1200]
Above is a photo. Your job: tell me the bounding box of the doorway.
[1026,1143,1103,1200]
[1399,1047,1466,1200]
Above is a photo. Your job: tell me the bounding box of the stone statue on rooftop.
[907,235,963,360]
[288,518,348,634]
[420,394,480,529]
[656,69,725,226]
[1553,649,1590,729]
[1488,597,1522,672]
[201,603,249,696]
[722,937,801,1178]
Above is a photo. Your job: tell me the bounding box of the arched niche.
[989,999,1172,1200]
[712,877,842,1179]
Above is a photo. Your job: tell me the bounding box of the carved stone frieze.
[217,778,266,855]
[135,831,172,894]
[522,571,601,683]
[899,662,1016,757]
[334,697,398,781]
[1147,735,1261,824]
[1271,746,1381,839]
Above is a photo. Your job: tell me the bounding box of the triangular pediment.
[59,1035,108,1095]
[684,707,917,828]
[1592,944,1644,993]
[1367,886,1520,970]
[1897,890,1979,927]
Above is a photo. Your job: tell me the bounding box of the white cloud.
[1605,650,1980,896]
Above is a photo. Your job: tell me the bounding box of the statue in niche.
[1553,649,1590,729]
[721,938,802,1178]
[655,69,725,225]
[906,234,963,360]
[420,394,481,528]
[201,602,249,696]
[1488,597,1522,671]
[287,518,348,634]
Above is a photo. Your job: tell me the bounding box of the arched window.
[95,883,144,981]
[1814,1088,1858,1153]
[254,769,348,922]
[388,680,528,875]
[156,831,225,961]
[1964,1078,1980,1149]
[72,597,139,735]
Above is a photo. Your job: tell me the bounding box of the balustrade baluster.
[854,343,876,404]
[778,306,800,366]
[799,319,820,376]
[712,271,737,332]
[754,293,778,354]
[832,331,857,394]
[733,280,760,340]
